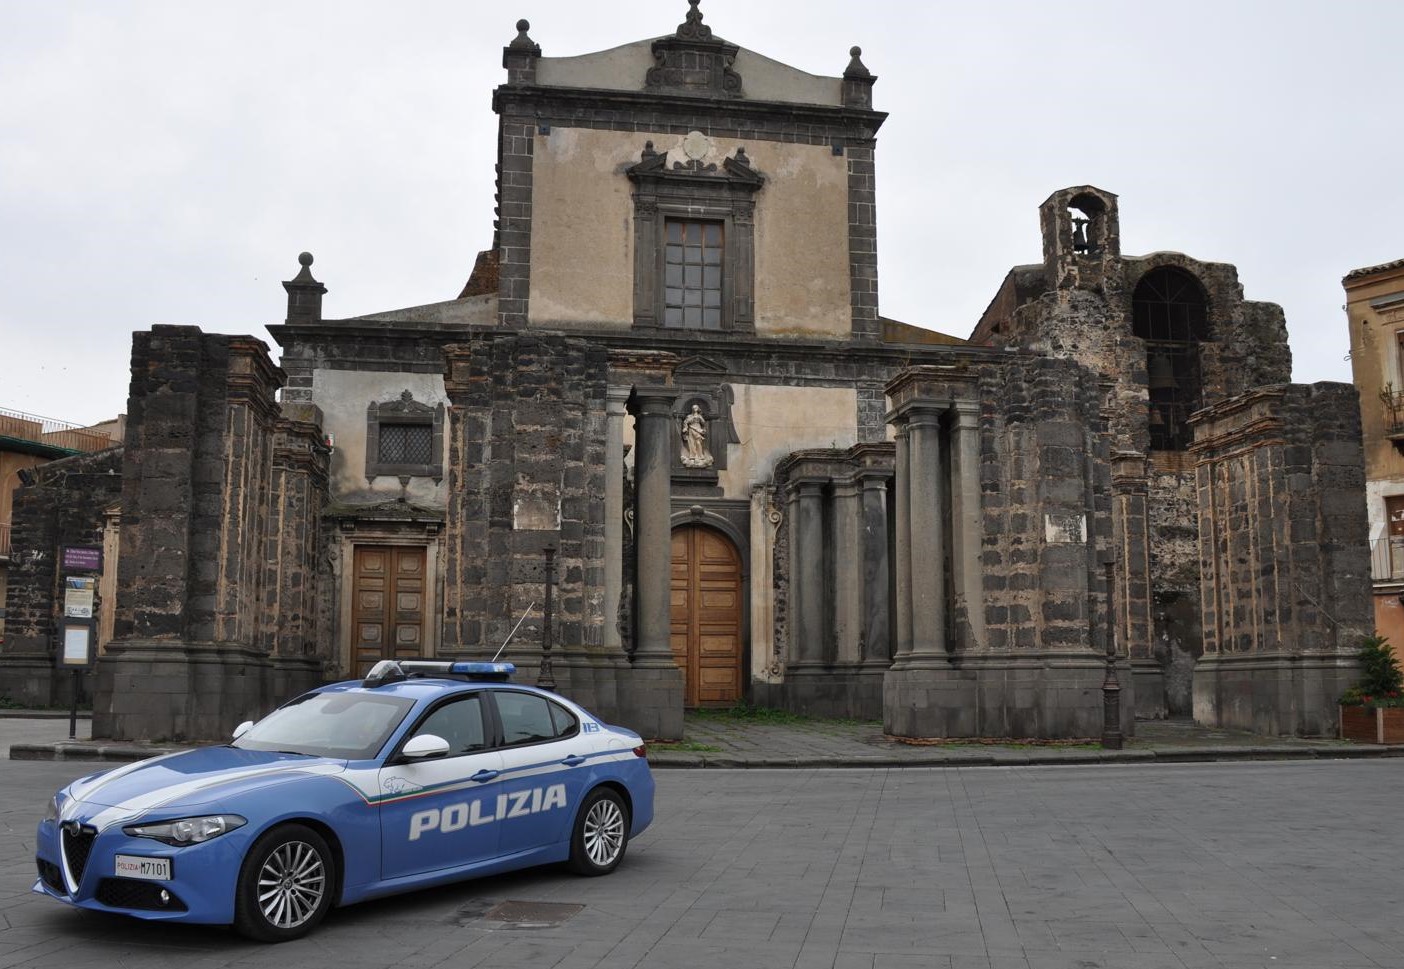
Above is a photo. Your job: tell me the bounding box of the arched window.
[1132,267,1209,451]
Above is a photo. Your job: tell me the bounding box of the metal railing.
[1380,388,1404,437]
[0,407,113,454]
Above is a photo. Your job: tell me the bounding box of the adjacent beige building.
[1345,258,1404,644]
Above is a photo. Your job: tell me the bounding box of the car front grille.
[94,878,187,912]
[61,825,96,886]
[36,858,65,894]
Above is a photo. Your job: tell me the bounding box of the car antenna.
[491,602,537,662]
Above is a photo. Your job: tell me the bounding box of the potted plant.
[1339,635,1404,743]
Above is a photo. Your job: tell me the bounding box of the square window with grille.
[377,423,433,467]
[663,220,723,330]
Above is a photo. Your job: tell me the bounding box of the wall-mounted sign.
[60,545,103,573]
[64,577,96,619]
[59,622,93,668]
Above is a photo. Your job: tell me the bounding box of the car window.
[234,692,414,759]
[495,691,577,746]
[413,694,487,756]
[549,701,579,737]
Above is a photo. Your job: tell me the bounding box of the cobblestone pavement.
[3,758,1403,968]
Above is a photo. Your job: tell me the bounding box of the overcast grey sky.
[2,0,1400,426]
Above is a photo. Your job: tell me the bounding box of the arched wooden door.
[669,524,743,707]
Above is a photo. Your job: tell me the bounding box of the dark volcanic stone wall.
[441,333,609,676]
[1191,382,1370,735]
[0,447,123,705]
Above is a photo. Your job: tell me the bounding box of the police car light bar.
[363,660,517,688]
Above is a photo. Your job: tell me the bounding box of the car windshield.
[233,691,414,760]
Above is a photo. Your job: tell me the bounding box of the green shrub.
[1340,635,1404,707]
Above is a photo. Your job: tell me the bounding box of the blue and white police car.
[34,661,654,942]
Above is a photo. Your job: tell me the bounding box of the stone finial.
[844,46,871,78]
[282,251,326,324]
[509,18,540,52]
[503,17,541,83]
[841,44,877,108]
[676,0,712,40]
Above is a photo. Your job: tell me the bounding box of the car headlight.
[123,815,247,846]
[43,795,59,822]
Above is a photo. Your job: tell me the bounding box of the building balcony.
[1380,389,1404,449]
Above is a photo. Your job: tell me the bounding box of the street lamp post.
[1101,559,1123,750]
[538,546,557,691]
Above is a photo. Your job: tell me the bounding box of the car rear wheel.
[234,823,335,942]
[568,787,629,876]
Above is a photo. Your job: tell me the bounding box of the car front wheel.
[234,823,335,942]
[568,787,630,876]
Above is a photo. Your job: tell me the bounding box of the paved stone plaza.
[3,758,1403,969]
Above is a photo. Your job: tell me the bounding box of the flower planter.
[1339,705,1404,744]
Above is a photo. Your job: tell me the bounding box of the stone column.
[891,421,913,667]
[857,467,892,667]
[603,388,631,654]
[950,401,985,651]
[831,476,863,666]
[789,479,828,666]
[621,386,685,739]
[905,405,947,666]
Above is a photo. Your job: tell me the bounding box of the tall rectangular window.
[664,220,723,330]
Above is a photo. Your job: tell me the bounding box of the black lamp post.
[1101,559,1123,749]
[537,546,557,691]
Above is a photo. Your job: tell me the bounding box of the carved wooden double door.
[351,545,426,676]
[669,525,743,707]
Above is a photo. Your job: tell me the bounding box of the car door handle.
[470,769,500,783]
[562,755,587,767]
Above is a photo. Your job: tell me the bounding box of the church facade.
[1,3,1370,741]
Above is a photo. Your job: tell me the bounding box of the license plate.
[115,854,171,881]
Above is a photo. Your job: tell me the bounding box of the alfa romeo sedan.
[34,661,654,941]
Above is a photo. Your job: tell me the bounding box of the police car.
[33,661,654,942]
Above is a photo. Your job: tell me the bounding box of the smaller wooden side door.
[669,525,743,707]
[352,546,426,676]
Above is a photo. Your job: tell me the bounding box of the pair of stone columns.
[890,396,984,665]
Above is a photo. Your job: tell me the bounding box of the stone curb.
[646,744,1404,769]
[14,742,1404,767]
[10,743,186,762]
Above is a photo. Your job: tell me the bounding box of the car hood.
[63,746,347,822]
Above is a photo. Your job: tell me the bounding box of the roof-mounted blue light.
[449,662,516,680]
[375,660,517,684]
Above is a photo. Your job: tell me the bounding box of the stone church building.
[1,3,1370,741]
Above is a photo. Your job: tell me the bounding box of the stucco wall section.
[527,129,850,337]
[312,369,449,508]
[719,384,856,495]
[528,127,637,328]
[750,140,850,337]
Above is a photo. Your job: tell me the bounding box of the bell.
[1148,353,1176,390]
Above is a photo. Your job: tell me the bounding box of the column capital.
[606,385,632,415]
[627,385,680,419]
[952,399,981,421]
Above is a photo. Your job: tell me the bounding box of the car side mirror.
[232,721,253,740]
[401,734,451,760]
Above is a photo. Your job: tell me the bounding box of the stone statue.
[680,404,713,468]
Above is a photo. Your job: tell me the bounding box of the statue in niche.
[680,404,713,468]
